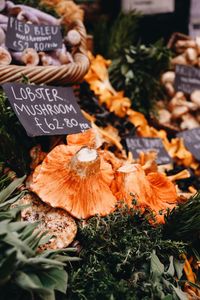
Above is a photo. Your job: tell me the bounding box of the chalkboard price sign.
[6,17,62,52]
[177,128,200,161]
[175,64,200,94]
[2,83,91,137]
[125,137,172,165]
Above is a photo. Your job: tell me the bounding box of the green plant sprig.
[109,41,171,116]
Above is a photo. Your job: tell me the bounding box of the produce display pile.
[0,1,200,300]
[0,0,82,66]
[157,38,200,131]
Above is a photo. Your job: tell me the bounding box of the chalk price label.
[6,17,62,52]
[177,128,200,161]
[175,64,200,94]
[125,137,172,165]
[2,83,91,137]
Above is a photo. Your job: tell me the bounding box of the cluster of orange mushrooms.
[29,128,181,225]
[17,50,198,252]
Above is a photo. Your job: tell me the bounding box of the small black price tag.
[6,17,62,52]
[177,128,200,161]
[125,137,172,165]
[2,83,91,137]
[175,64,200,94]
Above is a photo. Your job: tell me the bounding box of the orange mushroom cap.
[30,144,117,219]
[66,128,103,149]
[115,164,178,223]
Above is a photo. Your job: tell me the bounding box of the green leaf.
[121,64,129,76]
[0,250,16,280]
[23,228,42,249]
[27,257,65,267]
[39,247,77,259]
[38,292,55,300]
[192,248,200,261]
[0,219,10,234]
[174,259,184,280]
[125,55,135,64]
[15,271,53,294]
[39,268,68,293]
[171,285,188,300]
[0,173,75,299]
[166,256,175,277]
[8,221,29,233]
[0,193,23,210]
[125,70,134,80]
[15,271,43,289]
[4,232,34,256]
[150,251,164,277]
[53,255,81,263]
[187,281,200,290]
[20,221,38,240]
[163,295,173,300]
[0,176,26,203]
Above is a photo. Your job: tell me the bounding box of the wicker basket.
[0,20,90,85]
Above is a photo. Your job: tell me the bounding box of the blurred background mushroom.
[0,46,12,65]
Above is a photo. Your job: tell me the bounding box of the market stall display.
[0,1,200,300]
[156,34,200,131]
[0,1,89,84]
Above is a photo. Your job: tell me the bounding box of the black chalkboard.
[175,64,200,94]
[125,137,172,165]
[177,128,200,161]
[2,83,91,137]
[6,17,62,52]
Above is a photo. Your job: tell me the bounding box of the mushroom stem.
[175,40,196,54]
[0,23,7,31]
[10,50,22,62]
[70,147,100,177]
[191,90,200,108]
[0,46,12,65]
[185,47,198,64]
[11,48,39,66]
[65,29,81,46]
[168,169,190,182]
[0,14,8,24]
[17,10,39,24]
[0,0,5,12]
[0,27,5,45]
[171,54,188,66]
[22,48,39,66]
[39,51,61,66]
[93,123,123,151]
[56,44,73,64]
[161,71,175,85]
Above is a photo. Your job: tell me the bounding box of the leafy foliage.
[67,206,186,300]
[94,11,140,58]
[0,172,78,300]
[109,41,171,115]
[149,251,188,300]
[0,89,35,174]
[0,88,51,174]
[163,192,200,249]
[108,11,141,58]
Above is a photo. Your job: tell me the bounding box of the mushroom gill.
[30,145,117,219]
[115,164,178,223]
